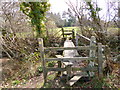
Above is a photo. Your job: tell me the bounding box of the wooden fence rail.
[76,33,96,46]
[45,46,94,51]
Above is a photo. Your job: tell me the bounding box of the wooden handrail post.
[38,38,47,84]
[90,36,96,57]
[76,34,78,46]
[61,28,64,38]
[98,43,103,77]
[57,61,62,76]
[66,65,72,82]
[88,36,96,76]
[72,29,75,40]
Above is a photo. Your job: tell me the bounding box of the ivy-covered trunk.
[20,2,50,38]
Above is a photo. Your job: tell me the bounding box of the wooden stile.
[38,35,104,85]
[61,28,75,39]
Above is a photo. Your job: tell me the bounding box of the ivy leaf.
[20,2,50,37]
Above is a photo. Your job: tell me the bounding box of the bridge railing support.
[57,60,62,76]
[72,29,75,40]
[61,28,64,38]
[76,35,79,46]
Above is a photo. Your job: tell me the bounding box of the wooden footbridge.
[38,28,104,86]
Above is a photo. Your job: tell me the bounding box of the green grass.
[12,80,21,86]
[107,27,119,35]
[13,27,119,40]
[16,32,34,38]
[42,73,56,88]
[74,76,116,88]
[48,27,80,37]
[15,27,79,38]
[49,26,119,37]
[62,26,79,30]
[47,73,56,80]
[1,27,118,38]
[14,27,79,39]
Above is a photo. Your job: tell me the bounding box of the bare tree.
[0,2,33,34]
[0,2,35,59]
[66,0,118,45]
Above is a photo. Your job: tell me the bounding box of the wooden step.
[66,71,88,86]
[63,61,73,66]
[55,55,73,66]
[55,55,64,58]
[67,75,82,86]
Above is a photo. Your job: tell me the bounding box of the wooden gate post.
[98,43,103,77]
[89,36,96,76]
[38,38,47,83]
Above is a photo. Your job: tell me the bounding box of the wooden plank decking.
[63,39,79,58]
[63,39,83,86]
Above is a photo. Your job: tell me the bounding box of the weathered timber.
[64,30,72,32]
[67,76,82,86]
[72,29,75,40]
[62,28,64,38]
[63,39,79,57]
[64,32,72,35]
[89,36,96,58]
[67,71,90,86]
[88,36,96,76]
[66,65,72,81]
[63,39,77,81]
[74,72,89,76]
[98,43,103,77]
[38,35,104,85]
[61,28,75,39]
[38,38,47,83]
[63,62,73,66]
[55,55,63,76]
[45,57,96,61]
[47,67,66,71]
[55,55,64,58]
[55,55,73,66]
[76,33,91,42]
[45,46,91,51]
[55,55,73,76]
[72,67,97,71]
[76,35,79,46]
